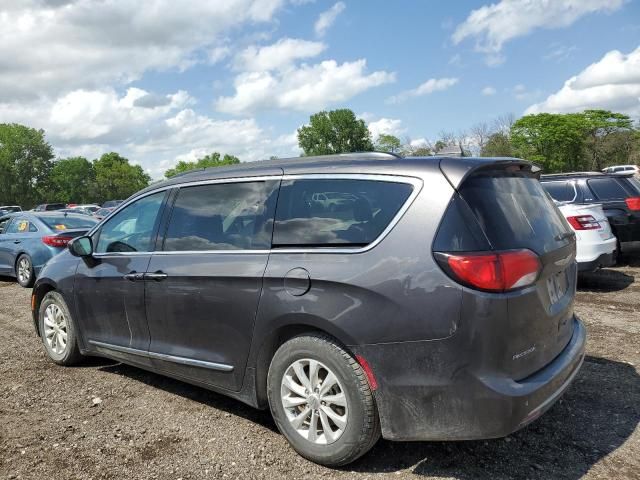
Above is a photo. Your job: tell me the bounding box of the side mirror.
[69,236,93,257]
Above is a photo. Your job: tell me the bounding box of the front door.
[0,217,16,274]
[74,191,168,365]
[145,178,280,391]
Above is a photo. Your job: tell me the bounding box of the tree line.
[1,108,638,207]
[0,123,151,208]
[297,109,640,173]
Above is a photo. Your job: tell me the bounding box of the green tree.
[48,156,95,204]
[375,134,402,154]
[582,109,634,170]
[93,152,150,203]
[164,152,240,178]
[510,113,587,172]
[297,109,374,156]
[481,132,515,157]
[0,123,54,207]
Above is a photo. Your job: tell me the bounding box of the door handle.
[13,240,21,244]
[144,272,168,281]
[123,272,145,282]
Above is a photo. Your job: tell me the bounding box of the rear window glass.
[541,181,576,202]
[459,175,570,254]
[587,178,629,200]
[273,179,413,247]
[40,215,97,231]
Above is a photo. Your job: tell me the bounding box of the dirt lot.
[1,261,639,480]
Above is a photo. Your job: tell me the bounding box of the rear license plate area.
[547,270,568,304]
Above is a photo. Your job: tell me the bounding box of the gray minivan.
[31,153,585,466]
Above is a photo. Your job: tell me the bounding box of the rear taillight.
[566,215,601,230]
[625,197,640,211]
[438,249,541,292]
[42,236,73,247]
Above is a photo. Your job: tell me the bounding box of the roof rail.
[540,171,603,178]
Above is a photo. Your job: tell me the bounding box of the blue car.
[0,212,98,287]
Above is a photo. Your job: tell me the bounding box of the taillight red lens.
[444,249,541,292]
[566,215,601,230]
[625,197,640,211]
[42,236,72,247]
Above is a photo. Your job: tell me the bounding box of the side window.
[0,218,12,234]
[273,178,414,247]
[163,180,279,251]
[29,222,38,232]
[587,178,628,200]
[6,218,28,234]
[541,181,575,202]
[96,191,166,253]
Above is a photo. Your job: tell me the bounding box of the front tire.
[39,291,83,365]
[267,333,380,467]
[16,254,34,288]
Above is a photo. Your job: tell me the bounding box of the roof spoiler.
[439,157,541,189]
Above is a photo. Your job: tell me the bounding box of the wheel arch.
[250,314,357,408]
[31,281,58,336]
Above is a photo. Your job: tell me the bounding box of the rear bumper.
[577,251,617,272]
[356,317,586,441]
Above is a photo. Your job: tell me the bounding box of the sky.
[0,0,639,179]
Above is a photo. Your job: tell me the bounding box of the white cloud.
[0,87,301,179]
[543,44,578,62]
[217,59,395,114]
[314,2,346,37]
[410,138,430,148]
[234,38,326,71]
[366,117,405,140]
[511,84,543,101]
[481,86,497,96]
[387,77,458,104]
[526,46,640,117]
[0,0,286,101]
[452,0,624,63]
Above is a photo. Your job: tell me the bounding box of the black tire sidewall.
[16,254,34,288]
[38,292,80,365]
[267,335,374,466]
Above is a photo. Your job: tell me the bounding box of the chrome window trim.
[273,174,423,254]
[88,340,234,372]
[89,173,423,256]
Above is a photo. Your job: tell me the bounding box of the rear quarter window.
[273,178,413,247]
[541,181,576,202]
[459,175,571,254]
[587,178,629,200]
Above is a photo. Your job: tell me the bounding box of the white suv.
[602,165,639,175]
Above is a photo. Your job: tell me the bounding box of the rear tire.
[267,333,380,467]
[39,291,83,365]
[16,254,34,288]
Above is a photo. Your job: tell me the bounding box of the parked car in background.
[541,172,640,254]
[555,202,617,271]
[32,154,585,466]
[92,207,114,220]
[68,204,101,216]
[33,203,66,212]
[602,165,639,176]
[0,205,22,216]
[102,200,124,209]
[0,212,97,287]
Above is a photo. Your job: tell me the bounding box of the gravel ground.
[0,259,639,480]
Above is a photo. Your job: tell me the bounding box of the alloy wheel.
[17,257,31,284]
[280,358,348,445]
[43,304,68,355]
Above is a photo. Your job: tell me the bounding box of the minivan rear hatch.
[437,159,577,380]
